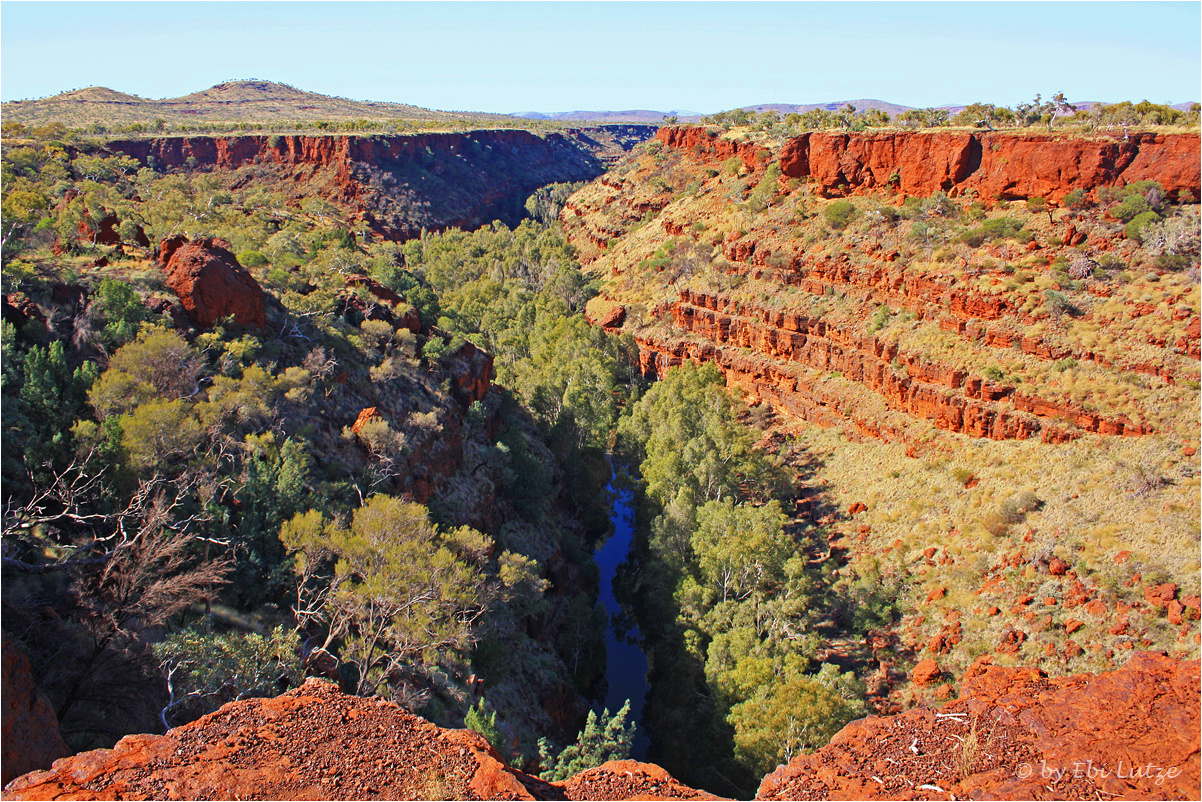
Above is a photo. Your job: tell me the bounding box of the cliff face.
[7,654,1196,801]
[660,125,1202,201]
[105,127,656,240]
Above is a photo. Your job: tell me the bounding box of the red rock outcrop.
[447,338,495,407]
[1,295,46,332]
[757,652,1201,801]
[341,274,421,331]
[8,656,1196,801]
[76,211,121,247]
[662,127,1202,202]
[157,236,266,328]
[3,678,710,801]
[2,638,70,786]
[556,760,722,800]
[350,406,384,436]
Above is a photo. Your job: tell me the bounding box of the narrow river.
[593,472,651,760]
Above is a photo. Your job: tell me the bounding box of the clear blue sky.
[2,2,1199,113]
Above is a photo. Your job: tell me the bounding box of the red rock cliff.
[660,126,1201,201]
[105,128,653,241]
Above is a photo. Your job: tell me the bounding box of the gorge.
[2,117,1199,800]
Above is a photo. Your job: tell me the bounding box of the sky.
[1,2,1199,114]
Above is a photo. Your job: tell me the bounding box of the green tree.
[92,278,150,350]
[538,700,636,781]
[691,498,790,604]
[19,340,99,474]
[280,496,494,699]
[727,664,865,776]
[87,329,202,419]
[154,626,303,726]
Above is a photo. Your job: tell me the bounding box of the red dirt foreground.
[1,679,713,801]
[5,654,1197,801]
[757,652,1200,801]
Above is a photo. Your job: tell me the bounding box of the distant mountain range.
[514,109,704,123]
[3,81,1196,129]
[514,98,1198,122]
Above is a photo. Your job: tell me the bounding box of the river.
[593,473,652,760]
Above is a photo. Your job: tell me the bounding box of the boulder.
[157,236,265,328]
[911,658,941,687]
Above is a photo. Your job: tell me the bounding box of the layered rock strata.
[632,288,1151,444]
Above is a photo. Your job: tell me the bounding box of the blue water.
[594,477,652,760]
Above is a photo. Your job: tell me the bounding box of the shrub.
[960,216,1025,246]
[1110,195,1151,223]
[823,200,857,230]
[1068,255,1097,279]
[154,626,303,726]
[982,490,1041,536]
[1124,211,1162,243]
[238,250,268,267]
[1044,289,1080,317]
[1062,189,1089,209]
[1156,254,1192,271]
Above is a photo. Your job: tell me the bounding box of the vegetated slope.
[1,80,513,127]
[561,125,1200,760]
[7,652,1197,800]
[87,127,655,240]
[567,126,1199,444]
[1,127,654,773]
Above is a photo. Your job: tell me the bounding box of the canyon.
[3,120,1198,801]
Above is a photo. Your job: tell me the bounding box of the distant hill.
[1,80,516,127]
[513,110,703,123]
[738,99,913,117]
